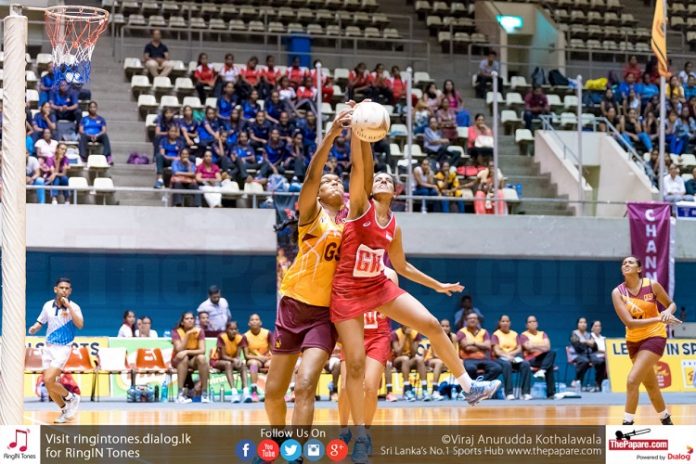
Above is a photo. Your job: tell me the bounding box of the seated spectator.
[171,311,210,403]
[475,161,508,215]
[242,90,261,122]
[261,127,287,168]
[492,314,532,401]
[686,77,696,102]
[638,73,659,105]
[154,125,184,188]
[665,110,691,155]
[295,76,318,113]
[277,76,297,112]
[598,106,620,133]
[39,63,55,106]
[242,313,272,403]
[178,105,199,150]
[210,321,250,403]
[34,129,58,159]
[621,108,653,152]
[457,313,503,382]
[422,83,442,115]
[275,111,296,146]
[197,106,224,159]
[442,79,464,111]
[258,55,281,100]
[388,65,406,105]
[370,63,393,105]
[50,143,71,204]
[569,317,605,391]
[435,162,465,213]
[330,132,350,168]
[264,92,283,126]
[454,294,484,330]
[197,285,231,336]
[170,148,200,207]
[679,61,696,86]
[197,311,210,333]
[643,111,659,147]
[391,325,428,401]
[520,315,557,399]
[475,50,502,99]
[136,315,158,338]
[152,107,177,158]
[193,52,217,103]
[37,155,54,196]
[347,62,372,101]
[421,319,458,400]
[226,106,243,146]
[413,158,439,212]
[589,320,607,391]
[523,85,550,130]
[78,101,111,163]
[600,88,619,119]
[238,56,260,100]
[686,167,696,195]
[299,112,318,153]
[248,110,272,152]
[618,73,639,104]
[666,75,686,106]
[286,56,308,88]
[49,80,80,123]
[32,102,57,142]
[196,150,223,208]
[230,131,263,174]
[26,151,46,204]
[215,53,239,98]
[623,55,642,82]
[217,82,238,128]
[413,100,430,135]
[623,88,641,115]
[435,99,458,143]
[664,164,694,203]
[323,155,345,178]
[143,29,172,77]
[118,310,136,337]
[424,117,451,164]
[467,113,493,163]
[286,131,308,181]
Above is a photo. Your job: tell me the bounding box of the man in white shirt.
[664,164,694,203]
[197,285,231,335]
[28,277,83,424]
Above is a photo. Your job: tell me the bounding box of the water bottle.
[163,330,171,338]
[154,385,160,402]
[219,385,225,403]
[127,385,137,403]
[602,379,610,393]
[515,183,523,198]
[160,378,169,403]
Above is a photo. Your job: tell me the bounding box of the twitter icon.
[280,439,302,461]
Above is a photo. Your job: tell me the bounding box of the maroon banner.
[627,202,674,296]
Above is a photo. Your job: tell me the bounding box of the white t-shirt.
[135,329,159,338]
[37,299,83,346]
[117,323,134,337]
[35,139,58,158]
[664,174,686,196]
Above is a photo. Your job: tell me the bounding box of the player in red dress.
[331,127,501,463]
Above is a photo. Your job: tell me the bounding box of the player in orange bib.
[263,107,354,433]
[210,321,249,403]
[611,256,682,425]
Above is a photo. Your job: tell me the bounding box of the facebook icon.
[236,440,255,461]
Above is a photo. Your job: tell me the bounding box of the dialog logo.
[280,439,302,461]
[235,439,255,461]
[303,438,325,462]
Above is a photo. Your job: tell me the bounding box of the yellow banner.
[607,338,696,392]
[650,0,669,77]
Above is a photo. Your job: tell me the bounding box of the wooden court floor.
[24,402,696,426]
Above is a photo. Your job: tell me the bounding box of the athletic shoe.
[432,391,444,401]
[339,428,352,446]
[251,391,259,403]
[506,394,516,401]
[622,420,634,425]
[201,392,210,403]
[463,377,502,406]
[422,391,433,402]
[330,392,339,402]
[522,394,533,401]
[570,380,581,389]
[404,389,416,402]
[456,391,466,401]
[54,408,70,424]
[51,198,58,205]
[64,394,80,420]
[352,436,369,464]
[661,415,674,425]
[231,391,242,403]
[386,392,398,402]
[153,179,164,189]
[242,391,252,403]
[533,369,546,379]
[176,392,192,404]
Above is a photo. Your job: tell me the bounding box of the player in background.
[611,256,681,425]
[210,321,250,403]
[28,277,84,423]
[242,313,272,403]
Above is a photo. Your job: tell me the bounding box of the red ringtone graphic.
[326,439,349,462]
[257,439,280,461]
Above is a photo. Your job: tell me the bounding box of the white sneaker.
[432,391,444,401]
[176,393,192,404]
[64,394,80,420]
[506,394,516,400]
[242,391,252,403]
[231,391,241,403]
[533,369,546,379]
[522,394,533,401]
[570,380,581,389]
[51,198,58,205]
[201,392,210,403]
[64,200,70,205]
[54,408,69,424]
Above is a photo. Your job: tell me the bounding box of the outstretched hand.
[665,314,683,325]
[435,282,465,296]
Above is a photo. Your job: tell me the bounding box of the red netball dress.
[331,200,405,323]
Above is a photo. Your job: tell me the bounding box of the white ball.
[351,102,391,142]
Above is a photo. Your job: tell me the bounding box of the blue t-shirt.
[265,141,287,165]
[198,117,221,142]
[157,115,176,133]
[330,144,350,162]
[33,112,56,131]
[232,144,257,162]
[242,100,260,120]
[265,100,283,121]
[275,122,296,140]
[178,118,198,135]
[171,159,194,174]
[249,120,271,141]
[50,89,76,108]
[217,95,236,119]
[80,115,107,136]
[639,83,659,100]
[685,85,696,101]
[159,137,184,158]
[40,73,55,91]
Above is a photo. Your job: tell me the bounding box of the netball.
[351,101,391,142]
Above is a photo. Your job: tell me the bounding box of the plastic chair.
[24,347,44,374]
[64,346,98,401]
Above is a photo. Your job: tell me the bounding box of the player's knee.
[626,373,641,390]
[293,375,315,400]
[364,384,379,398]
[345,357,365,378]
[421,316,441,338]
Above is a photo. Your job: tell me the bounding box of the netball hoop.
[44,5,110,85]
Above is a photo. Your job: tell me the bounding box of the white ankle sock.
[658,410,670,420]
[623,412,635,423]
[456,373,472,393]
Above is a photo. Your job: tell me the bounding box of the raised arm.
[361,139,374,197]
[297,108,352,224]
[388,225,464,295]
[348,129,370,218]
